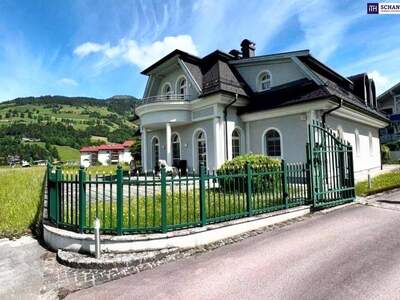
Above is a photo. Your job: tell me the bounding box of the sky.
[0,0,399,101]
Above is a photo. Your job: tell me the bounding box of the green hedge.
[217,154,281,193]
[218,154,280,172]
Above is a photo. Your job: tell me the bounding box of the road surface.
[69,194,400,300]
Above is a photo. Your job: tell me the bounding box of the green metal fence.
[307,120,355,208]
[47,160,310,234]
[46,121,355,235]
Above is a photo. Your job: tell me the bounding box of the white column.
[213,117,220,169]
[166,122,172,166]
[141,127,147,172]
[245,122,251,153]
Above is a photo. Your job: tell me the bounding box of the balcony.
[134,94,190,109]
[134,94,192,129]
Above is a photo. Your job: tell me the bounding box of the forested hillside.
[0,95,140,164]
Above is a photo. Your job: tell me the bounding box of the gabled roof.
[80,146,99,153]
[141,50,201,75]
[378,81,400,100]
[80,140,134,152]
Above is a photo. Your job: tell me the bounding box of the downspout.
[224,93,238,160]
[322,99,343,126]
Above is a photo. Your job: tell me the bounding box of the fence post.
[79,166,86,233]
[246,162,253,216]
[160,165,167,233]
[116,165,123,235]
[281,160,289,209]
[305,143,313,205]
[55,166,62,225]
[199,163,207,226]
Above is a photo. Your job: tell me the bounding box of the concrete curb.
[57,248,180,269]
[44,205,311,254]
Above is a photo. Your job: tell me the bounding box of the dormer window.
[257,71,272,91]
[177,77,187,96]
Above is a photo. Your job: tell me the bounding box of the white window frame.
[231,128,241,159]
[369,132,373,156]
[176,75,188,96]
[261,127,282,159]
[162,82,172,96]
[171,132,181,166]
[151,136,160,170]
[192,128,208,171]
[355,129,360,156]
[257,70,272,92]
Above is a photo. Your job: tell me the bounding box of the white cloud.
[73,42,109,58]
[59,78,78,86]
[368,70,393,95]
[74,35,198,71]
[295,0,360,61]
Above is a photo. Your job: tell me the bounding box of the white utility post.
[166,123,172,166]
[94,218,101,259]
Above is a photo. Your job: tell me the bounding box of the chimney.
[240,39,256,58]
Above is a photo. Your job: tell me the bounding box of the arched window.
[355,129,360,156]
[257,71,272,91]
[172,133,181,166]
[196,130,207,170]
[264,129,281,157]
[177,77,187,96]
[162,83,172,97]
[232,129,241,159]
[152,137,159,170]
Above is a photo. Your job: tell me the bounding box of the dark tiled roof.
[183,61,203,90]
[240,78,329,114]
[142,48,387,122]
[240,76,388,122]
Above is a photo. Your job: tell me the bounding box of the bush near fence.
[217,154,281,193]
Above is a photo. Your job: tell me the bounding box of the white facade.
[79,142,134,167]
[135,44,388,181]
[80,153,92,168]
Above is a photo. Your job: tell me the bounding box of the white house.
[377,81,400,143]
[134,39,388,180]
[80,140,134,167]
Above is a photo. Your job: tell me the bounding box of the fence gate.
[307,120,355,208]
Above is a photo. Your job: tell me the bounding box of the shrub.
[217,154,281,193]
[381,144,390,162]
[218,154,280,172]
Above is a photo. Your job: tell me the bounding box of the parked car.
[21,160,31,168]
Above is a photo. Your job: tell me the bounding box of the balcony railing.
[134,94,190,109]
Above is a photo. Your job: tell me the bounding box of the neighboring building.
[80,140,134,167]
[134,39,388,180]
[377,82,400,143]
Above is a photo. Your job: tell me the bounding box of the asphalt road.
[69,195,400,300]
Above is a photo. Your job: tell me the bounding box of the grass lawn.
[0,166,46,238]
[356,170,400,196]
[61,164,130,174]
[55,145,80,161]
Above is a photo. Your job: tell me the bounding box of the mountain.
[0,95,139,131]
[0,95,140,164]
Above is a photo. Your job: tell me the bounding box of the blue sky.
[0,0,399,101]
